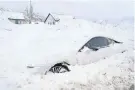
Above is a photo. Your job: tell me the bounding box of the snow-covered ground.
[0,11,134,90]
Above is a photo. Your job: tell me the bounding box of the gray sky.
[0,0,133,20]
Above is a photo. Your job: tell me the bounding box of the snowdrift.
[0,11,134,90]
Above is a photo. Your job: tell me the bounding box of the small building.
[44,13,60,25]
[44,13,75,25]
[8,13,27,24]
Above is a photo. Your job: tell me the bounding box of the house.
[44,13,74,25]
[8,13,27,24]
[44,13,60,25]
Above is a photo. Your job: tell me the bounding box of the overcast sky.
[0,0,133,20]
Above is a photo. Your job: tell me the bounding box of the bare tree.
[23,0,45,23]
[23,0,33,24]
[29,0,33,24]
[23,7,29,20]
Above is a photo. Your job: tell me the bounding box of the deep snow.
[0,11,134,90]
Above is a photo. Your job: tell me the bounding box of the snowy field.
[0,12,134,90]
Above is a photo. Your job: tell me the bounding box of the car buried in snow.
[27,36,124,75]
[43,36,123,75]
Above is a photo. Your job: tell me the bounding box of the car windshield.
[78,36,122,52]
[86,36,110,50]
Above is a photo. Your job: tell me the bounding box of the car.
[44,36,123,74]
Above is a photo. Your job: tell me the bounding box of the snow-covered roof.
[0,11,25,20]
[8,12,25,19]
[50,13,60,20]
[46,13,74,21]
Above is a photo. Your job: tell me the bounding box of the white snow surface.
[0,12,134,90]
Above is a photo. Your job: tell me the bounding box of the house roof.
[51,13,74,20]
[8,12,25,19]
[44,13,74,22]
[44,13,56,23]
